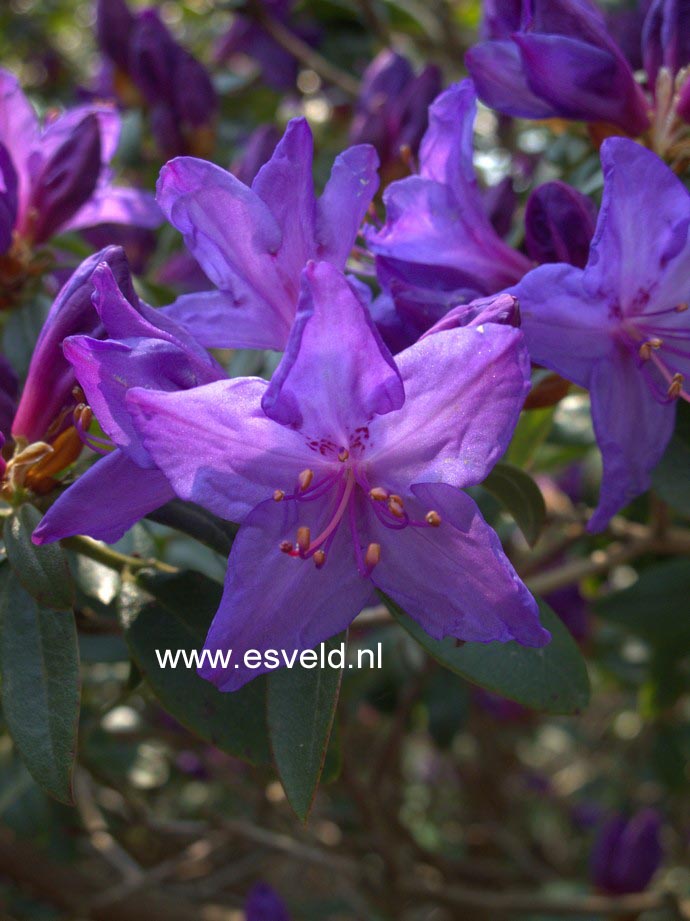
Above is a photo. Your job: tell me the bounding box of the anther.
[425,510,442,527]
[676,302,689,312]
[364,543,381,570]
[338,448,349,462]
[313,550,326,569]
[668,372,684,399]
[273,489,285,502]
[297,469,314,492]
[279,540,293,554]
[74,404,93,428]
[387,495,405,518]
[639,338,663,360]
[369,487,388,501]
[297,527,311,554]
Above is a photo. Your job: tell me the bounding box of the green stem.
[61,536,178,575]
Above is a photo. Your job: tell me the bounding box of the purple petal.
[64,185,162,232]
[262,262,404,441]
[32,451,175,545]
[525,180,597,268]
[643,0,690,83]
[366,325,531,492]
[161,290,287,351]
[0,142,18,253]
[200,496,372,691]
[369,484,549,646]
[466,40,559,120]
[0,68,39,219]
[421,293,521,337]
[126,379,316,522]
[588,345,676,531]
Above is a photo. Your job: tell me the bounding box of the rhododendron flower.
[591,810,663,895]
[367,80,533,335]
[0,68,160,251]
[125,261,548,691]
[33,263,224,545]
[510,138,690,530]
[158,118,379,351]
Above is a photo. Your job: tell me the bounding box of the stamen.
[313,550,326,569]
[338,448,349,462]
[387,495,405,518]
[369,486,388,501]
[298,469,314,492]
[297,527,311,554]
[425,510,442,527]
[639,338,663,360]
[279,540,293,554]
[676,302,689,312]
[364,543,381,571]
[668,372,684,399]
[273,489,285,502]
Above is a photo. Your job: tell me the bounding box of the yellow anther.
[338,448,350,462]
[425,510,442,527]
[364,543,381,569]
[297,469,314,492]
[668,373,684,399]
[297,527,311,553]
[369,486,388,501]
[273,489,285,502]
[387,495,405,518]
[639,338,663,360]
[313,550,326,569]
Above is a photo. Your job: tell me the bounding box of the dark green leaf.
[120,570,271,765]
[382,595,590,715]
[146,499,238,556]
[652,401,690,518]
[481,462,546,547]
[267,634,345,820]
[4,505,74,610]
[0,566,80,804]
[506,407,555,469]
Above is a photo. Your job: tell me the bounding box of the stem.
[61,535,178,575]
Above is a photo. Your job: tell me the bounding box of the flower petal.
[369,484,549,646]
[466,40,558,120]
[366,325,530,492]
[64,184,162,231]
[0,68,39,218]
[262,262,404,443]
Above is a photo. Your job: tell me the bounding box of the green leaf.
[506,407,555,469]
[652,401,690,518]
[382,595,590,715]
[481,462,546,547]
[267,634,345,821]
[595,559,690,648]
[4,505,74,610]
[146,499,238,556]
[0,566,80,804]
[121,570,271,765]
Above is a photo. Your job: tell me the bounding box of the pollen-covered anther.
[364,542,381,570]
[369,486,388,501]
[425,510,442,527]
[639,338,663,360]
[297,468,314,492]
[279,540,294,555]
[338,448,349,462]
[668,373,684,399]
[297,526,311,554]
[74,403,93,428]
[313,550,326,569]
[676,302,689,312]
[387,495,405,518]
[273,489,285,502]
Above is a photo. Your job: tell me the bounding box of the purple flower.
[126,261,548,691]
[466,0,650,135]
[367,80,533,339]
[510,138,690,531]
[158,118,379,351]
[230,124,281,186]
[0,354,18,439]
[480,0,522,40]
[33,262,224,545]
[642,0,690,85]
[591,810,663,895]
[245,882,291,921]
[350,50,442,177]
[524,180,597,269]
[0,68,160,252]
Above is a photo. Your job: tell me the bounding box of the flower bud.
[642,0,690,83]
[590,810,663,895]
[128,10,178,107]
[525,181,597,269]
[173,50,217,129]
[29,113,102,244]
[483,176,517,239]
[0,141,18,255]
[245,882,291,921]
[96,0,135,72]
[480,0,522,40]
[12,245,135,443]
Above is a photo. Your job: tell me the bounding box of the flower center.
[622,301,690,403]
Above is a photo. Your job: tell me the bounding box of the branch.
[61,535,178,574]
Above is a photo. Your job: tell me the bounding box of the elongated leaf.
[146,499,239,556]
[652,402,690,518]
[267,634,345,821]
[383,595,590,715]
[506,406,555,469]
[4,505,74,610]
[481,462,546,547]
[0,566,80,804]
[121,570,271,765]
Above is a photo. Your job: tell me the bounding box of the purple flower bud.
[96,0,136,72]
[525,181,597,269]
[29,113,102,245]
[0,141,18,255]
[544,583,590,642]
[591,810,664,895]
[481,0,522,40]
[231,125,281,186]
[173,51,217,128]
[245,882,291,921]
[12,245,135,443]
[606,1,651,71]
[643,0,690,83]
[483,176,517,239]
